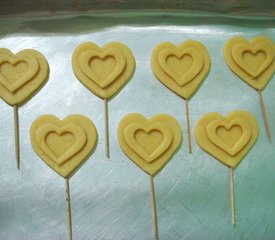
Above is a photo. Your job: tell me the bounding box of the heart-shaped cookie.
[30,114,97,178]
[0,48,49,106]
[117,113,182,176]
[195,111,258,168]
[72,42,135,99]
[223,36,275,90]
[151,40,210,100]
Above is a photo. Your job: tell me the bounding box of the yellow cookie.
[117,113,182,176]
[72,42,135,99]
[151,40,210,100]
[0,48,49,105]
[223,36,275,90]
[30,114,97,178]
[195,111,258,168]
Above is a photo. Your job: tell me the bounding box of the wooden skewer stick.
[104,99,110,158]
[65,178,73,240]
[257,90,271,143]
[13,105,20,170]
[229,167,235,225]
[185,100,192,154]
[150,175,159,240]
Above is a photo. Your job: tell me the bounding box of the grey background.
[0,0,275,16]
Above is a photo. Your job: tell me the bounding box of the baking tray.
[0,12,275,240]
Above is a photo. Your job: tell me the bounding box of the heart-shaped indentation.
[223,36,275,90]
[195,111,258,168]
[158,47,204,86]
[0,52,39,92]
[117,113,182,176]
[30,114,97,178]
[72,42,135,99]
[151,40,210,100]
[36,123,87,166]
[232,42,274,78]
[206,118,251,157]
[124,122,173,163]
[79,48,126,89]
[0,48,49,106]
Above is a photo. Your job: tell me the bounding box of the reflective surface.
[0,13,275,240]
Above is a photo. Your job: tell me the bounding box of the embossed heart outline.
[195,111,258,168]
[117,113,182,176]
[0,52,39,93]
[72,42,135,99]
[158,47,204,86]
[0,48,49,106]
[30,114,97,178]
[223,36,275,90]
[36,123,87,166]
[79,48,126,89]
[151,40,210,100]
[232,43,274,78]
[206,118,251,157]
[124,122,173,163]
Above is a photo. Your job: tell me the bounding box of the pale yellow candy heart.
[30,114,97,178]
[195,111,258,168]
[0,48,49,105]
[72,42,135,99]
[151,40,210,100]
[223,36,275,90]
[117,113,182,176]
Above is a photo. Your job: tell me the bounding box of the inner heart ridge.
[206,118,252,157]
[79,47,126,89]
[0,53,39,92]
[36,123,87,166]
[134,129,163,154]
[232,42,274,78]
[124,122,173,163]
[158,47,204,86]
